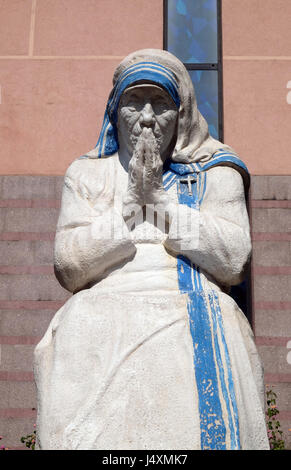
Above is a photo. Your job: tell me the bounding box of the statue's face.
[117,83,178,159]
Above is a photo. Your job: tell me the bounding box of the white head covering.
[85,48,235,164]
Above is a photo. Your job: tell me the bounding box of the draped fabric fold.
[83,49,234,164]
[163,157,245,449]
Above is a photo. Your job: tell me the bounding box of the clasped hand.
[123,127,169,221]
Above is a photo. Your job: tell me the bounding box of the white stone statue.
[34,49,269,450]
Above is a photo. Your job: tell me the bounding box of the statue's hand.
[123,128,169,223]
[143,128,168,206]
[122,132,145,221]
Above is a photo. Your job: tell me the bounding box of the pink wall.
[0,0,290,176]
[222,0,291,175]
[0,0,163,175]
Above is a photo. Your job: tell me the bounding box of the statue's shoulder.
[61,154,117,201]
[65,154,116,182]
[199,149,248,174]
[199,149,250,193]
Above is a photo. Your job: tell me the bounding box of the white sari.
[34,49,269,450]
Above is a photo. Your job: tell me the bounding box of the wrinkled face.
[117,83,178,158]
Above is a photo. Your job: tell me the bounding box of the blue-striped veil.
[83,49,238,167]
[92,61,180,158]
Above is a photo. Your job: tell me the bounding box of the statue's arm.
[54,160,136,293]
[164,166,251,286]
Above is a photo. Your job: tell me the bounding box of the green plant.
[266,387,285,450]
[20,425,36,450]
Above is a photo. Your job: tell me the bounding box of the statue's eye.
[126,99,143,111]
[153,99,169,114]
[120,93,141,111]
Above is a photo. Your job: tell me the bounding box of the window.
[164,0,223,141]
[164,0,251,322]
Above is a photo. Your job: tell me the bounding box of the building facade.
[0,0,290,449]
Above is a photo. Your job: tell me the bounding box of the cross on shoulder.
[179,174,197,196]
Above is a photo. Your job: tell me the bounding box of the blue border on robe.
[163,152,247,449]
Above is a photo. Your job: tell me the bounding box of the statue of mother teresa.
[34,49,269,450]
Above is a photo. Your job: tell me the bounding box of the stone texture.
[280,420,291,450]
[34,241,55,265]
[223,0,291,57]
[255,310,291,337]
[0,381,36,408]
[0,172,66,450]
[251,208,291,233]
[0,208,59,232]
[0,344,35,371]
[0,212,6,232]
[0,176,63,200]
[55,177,66,200]
[0,310,55,336]
[0,274,69,301]
[253,275,291,302]
[259,346,291,375]
[0,417,36,449]
[0,0,32,56]
[252,241,291,267]
[265,383,291,411]
[251,176,291,201]
[34,0,163,56]
[0,241,35,265]
[0,240,54,266]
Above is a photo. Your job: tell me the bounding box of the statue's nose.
[140,103,155,127]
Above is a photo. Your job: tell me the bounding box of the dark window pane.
[167,0,218,64]
[188,70,218,139]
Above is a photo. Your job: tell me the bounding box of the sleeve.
[163,166,252,286]
[54,159,136,293]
